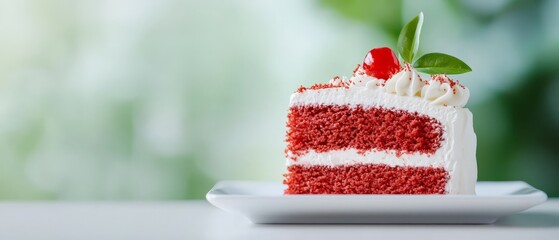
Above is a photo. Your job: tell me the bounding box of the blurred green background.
[0,0,558,200]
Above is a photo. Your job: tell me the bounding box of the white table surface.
[0,200,558,240]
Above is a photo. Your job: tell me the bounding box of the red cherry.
[362,47,401,80]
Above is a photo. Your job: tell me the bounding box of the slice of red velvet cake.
[284,13,477,195]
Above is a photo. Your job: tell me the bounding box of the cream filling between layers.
[287,87,477,194]
[287,150,445,168]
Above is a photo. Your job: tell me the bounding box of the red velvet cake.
[284,13,477,195]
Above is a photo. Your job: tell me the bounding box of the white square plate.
[206,181,547,224]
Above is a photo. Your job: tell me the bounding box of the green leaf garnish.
[397,12,423,63]
[413,53,472,75]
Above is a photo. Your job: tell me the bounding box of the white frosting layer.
[287,87,477,194]
[287,149,445,168]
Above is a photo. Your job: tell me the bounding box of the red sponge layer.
[284,164,448,194]
[286,105,443,157]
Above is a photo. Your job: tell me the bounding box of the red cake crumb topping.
[429,74,466,94]
[284,164,448,194]
[296,81,348,93]
[432,74,456,88]
[353,64,361,76]
[286,105,443,157]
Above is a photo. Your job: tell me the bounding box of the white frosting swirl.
[384,67,425,97]
[421,76,470,107]
[347,66,470,108]
[350,67,384,90]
